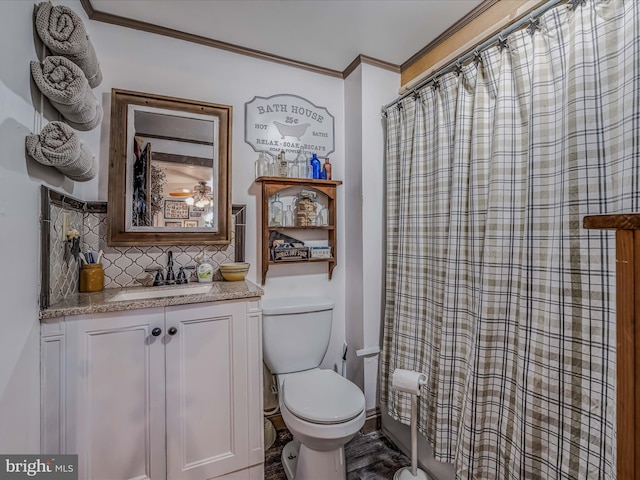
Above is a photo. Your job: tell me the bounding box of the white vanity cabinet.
[41,299,264,480]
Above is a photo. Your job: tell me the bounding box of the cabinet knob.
[168,327,178,336]
[151,328,162,336]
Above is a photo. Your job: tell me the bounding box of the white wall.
[344,63,400,411]
[344,66,364,390]
[361,63,400,408]
[0,0,69,454]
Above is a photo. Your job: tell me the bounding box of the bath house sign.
[244,94,335,159]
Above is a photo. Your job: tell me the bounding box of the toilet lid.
[282,370,365,424]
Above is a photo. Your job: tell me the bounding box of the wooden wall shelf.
[255,177,342,284]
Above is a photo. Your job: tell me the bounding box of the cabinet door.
[165,301,249,480]
[65,308,166,480]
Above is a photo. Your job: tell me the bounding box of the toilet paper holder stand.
[391,369,432,480]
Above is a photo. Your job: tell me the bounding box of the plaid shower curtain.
[380,1,639,478]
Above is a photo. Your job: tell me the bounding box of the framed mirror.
[108,89,232,246]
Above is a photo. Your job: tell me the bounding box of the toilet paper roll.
[392,369,426,396]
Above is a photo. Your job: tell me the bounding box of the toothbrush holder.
[80,263,104,292]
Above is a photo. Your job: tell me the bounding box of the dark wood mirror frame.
[107,88,232,246]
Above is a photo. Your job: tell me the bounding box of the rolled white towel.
[34,2,102,88]
[31,56,102,131]
[26,121,97,182]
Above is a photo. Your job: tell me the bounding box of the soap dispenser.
[197,253,213,283]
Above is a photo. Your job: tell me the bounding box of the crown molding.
[81,0,504,81]
[343,55,401,79]
[80,0,344,78]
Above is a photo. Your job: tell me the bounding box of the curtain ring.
[567,0,586,9]
[412,90,420,100]
[473,49,482,65]
[497,35,508,51]
[431,77,440,90]
[527,17,540,35]
[454,62,463,76]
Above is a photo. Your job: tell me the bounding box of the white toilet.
[262,296,365,480]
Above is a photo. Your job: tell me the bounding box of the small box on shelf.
[310,246,332,259]
[272,246,310,262]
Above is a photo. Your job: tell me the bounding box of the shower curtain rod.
[382,0,571,113]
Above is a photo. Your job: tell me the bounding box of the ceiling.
[90,0,484,73]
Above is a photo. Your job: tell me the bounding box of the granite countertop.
[40,280,264,320]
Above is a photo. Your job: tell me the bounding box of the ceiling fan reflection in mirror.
[169,188,191,197]
[186,181,214,208]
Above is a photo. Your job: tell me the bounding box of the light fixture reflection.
[185,181,213,208]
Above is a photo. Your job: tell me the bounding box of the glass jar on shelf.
[267,152,278,177]
[277,150,288,177]
[283,205,294,227]
[322,158,332,180]
[294,190,318,227]
[254,153,268,179]
[269,193,284,227]
[310,153,321,179]
[287,161,298,178]
[295,147,308,179]
[317,206,328,226]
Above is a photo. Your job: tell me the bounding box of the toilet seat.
[282,369,365,425]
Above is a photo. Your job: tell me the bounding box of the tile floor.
[264,421,412,480]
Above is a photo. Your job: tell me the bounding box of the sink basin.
[110,284,213,302]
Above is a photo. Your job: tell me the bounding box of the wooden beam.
[136,131,213,147]
[615,229,636,480]
[401,0,549,89]
[584,214,640,480]
[152,151,212,168]
[584,214,640,230]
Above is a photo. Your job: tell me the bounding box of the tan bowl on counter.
[219,262,250,281]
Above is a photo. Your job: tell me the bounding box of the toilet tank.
[262,296,334,374]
